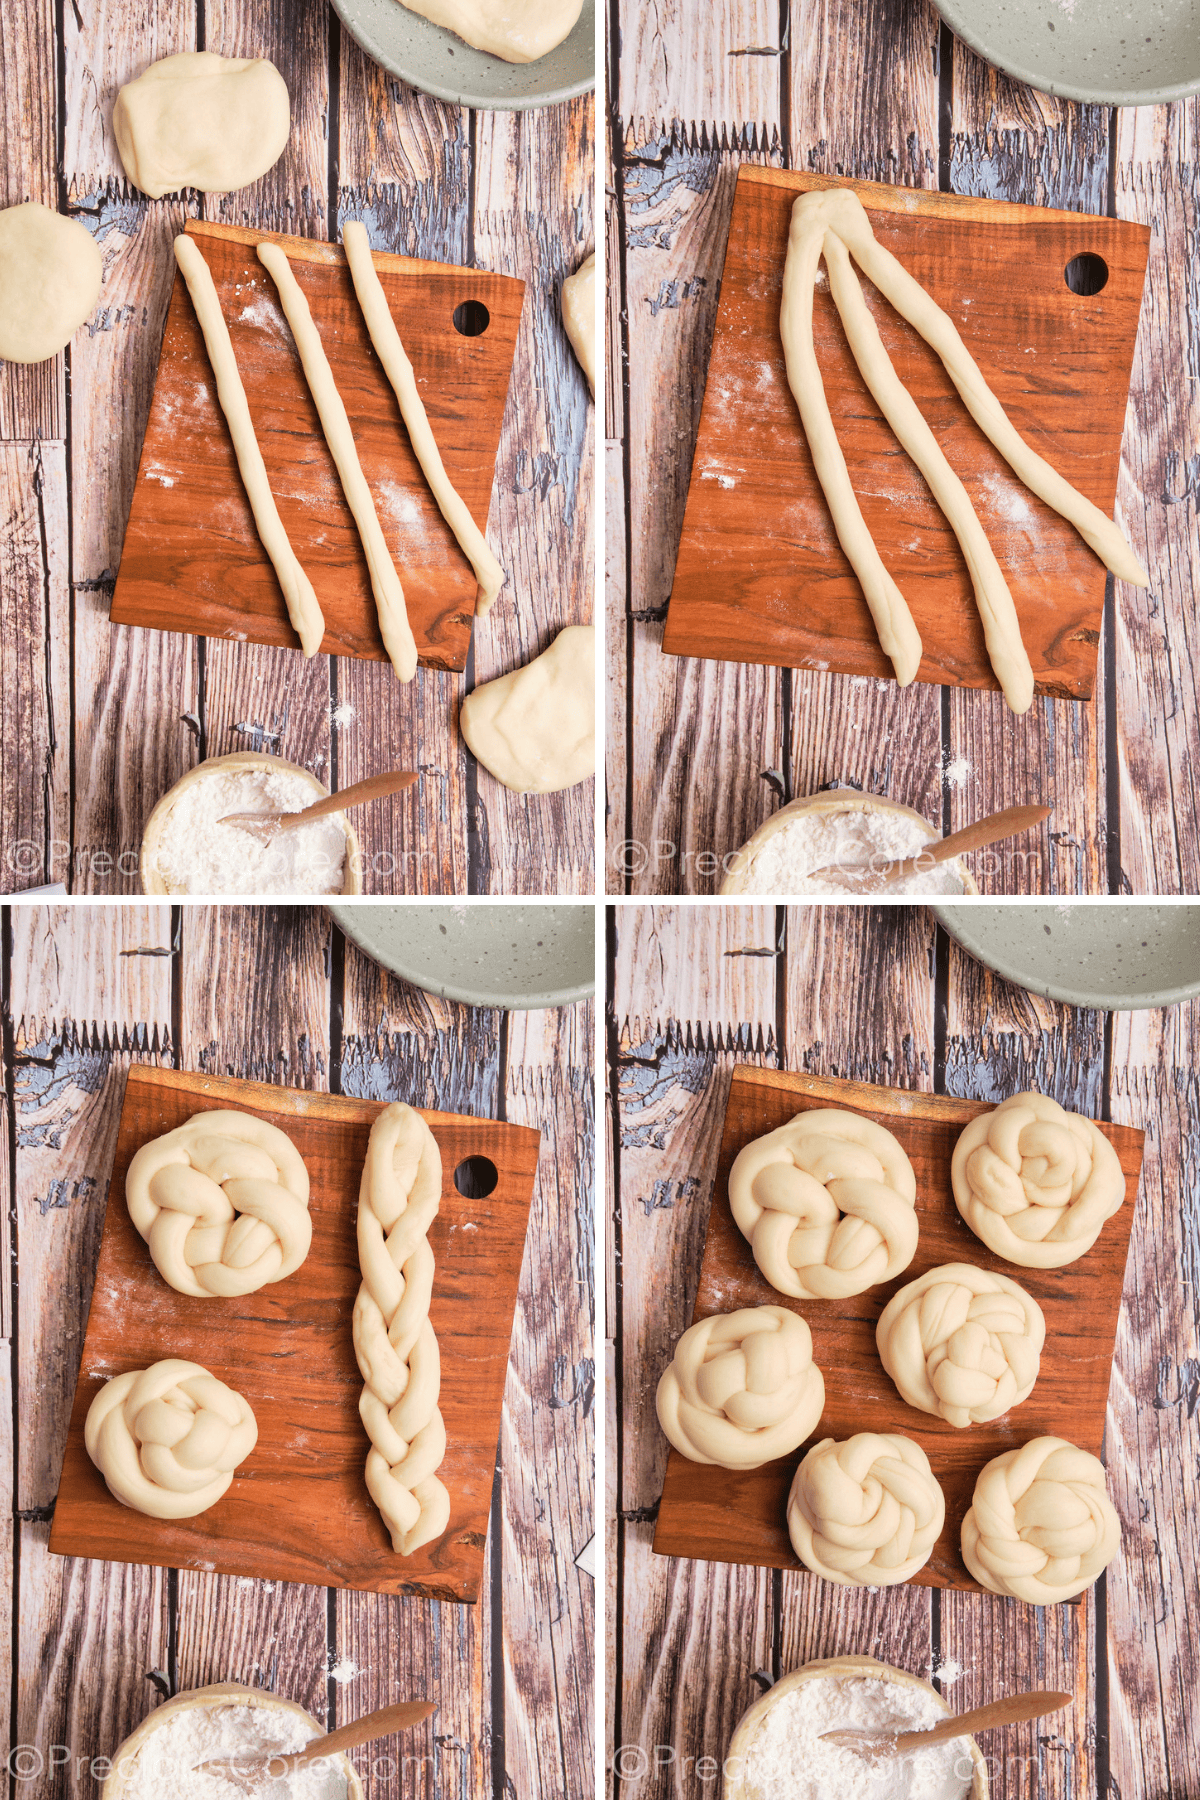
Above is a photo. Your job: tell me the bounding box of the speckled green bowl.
[933,0,1200,105]
[931,903,1200,1010]
[328,902,595,1009]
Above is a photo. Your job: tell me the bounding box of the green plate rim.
[328,903,595,1010]
[930,902,1200,1011]
[932,0,1200,106]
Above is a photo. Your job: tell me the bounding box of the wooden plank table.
[0,903,594,1798]
[0,3,595,896]
[605,0,1200,894]
[607,902,1199,1797]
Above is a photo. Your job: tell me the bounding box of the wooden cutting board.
[110,221,525,671]
[662,169,1150,701]
[653,1065,1144,1594]
[50,1064,540,1601]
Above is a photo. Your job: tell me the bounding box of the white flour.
[149,768,348,896]
[112,1700,350,1800]
[736,807,967,895]
[738,1675,974,1800]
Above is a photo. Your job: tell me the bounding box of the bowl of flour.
[720,793,978,897]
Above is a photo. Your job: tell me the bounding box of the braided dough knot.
[656,1306,825,1469]
[84,1358,258,1519]
[787,1431,945,1586]
[951,1093,1125,1268]
[876,1262,1045,1428]
[961,1436,1121,1602]
[353,1102,451,1556]
[729,1109,919,1299]
[126,1110,312,1298]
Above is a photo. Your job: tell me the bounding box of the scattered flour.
[326,1657,359,1684]
[111,1698,350,1800]
[331,701,356,728]
[149,767,348,896]
[735,805,968,895]
[942,754,971,790]
[932,1656,963,1685]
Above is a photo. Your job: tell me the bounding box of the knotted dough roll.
[876,1262,1045,1428]
[656,1305,825,1469]
[961,1436,1120,1602]
[85,1359,258,1519]
[126,1109,312,1298]
[787,1432,944,1586]
[951,1092,1125,1268]
[729,1108,919,1299]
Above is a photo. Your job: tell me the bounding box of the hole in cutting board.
[454,1155,499,1198]
[1064,253,1109,296]
[453,300,491,337]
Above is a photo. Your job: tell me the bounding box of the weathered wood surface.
[606,0,1200,895]
[2,902,593,1798]
[1,0,595,896]
[607,901,1199,1796]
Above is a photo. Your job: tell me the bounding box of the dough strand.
[173,235,325,657]
[257,239,418,682]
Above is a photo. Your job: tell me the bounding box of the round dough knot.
[656,1306,825,1469]
[876,1262,1045,1428]
[787,1431,945,1586]
[951,1092,1125,1268]
[961,1436,1121,1602]
[84,1359,258,1519]
[729,1108,919,1299]
[126,1109,312,1298]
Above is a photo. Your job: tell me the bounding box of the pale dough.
[114,53,291,199]
[727,1107,918,1300]
[876,1261,1045,1428]
[85,1359,258,1519]
[353,1103,451,1555]
[951,1091,1126,1267]
[787,1431,945,1587]
[561,251,596,396]
[341,221,505,614]
[656,1306,825,1469]
[961,1436,1120,1602]
[174,235,325,656]
[258,240,418,683]
[125,1108,312,1298]
[395,0,584,62]
[0,202,102,365]
[460,623,595,793]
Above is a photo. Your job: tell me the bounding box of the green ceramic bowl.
[328,902,595,1008]
[931,903,1200,1010]
[933,0,1200,105]
[328,0,595,110]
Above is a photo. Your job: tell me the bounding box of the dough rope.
[728,1108,919,1299]
[85,1359,258,1519]
[353,1102,451,1555]
[951,1091,1126,1268]
[961,1436,1121,1602]
[656,1305,825,1469]
[787,1431,945,1586]
[126,1109,312,1298]
[174,235,325,657]
[876,1262,1045,1428]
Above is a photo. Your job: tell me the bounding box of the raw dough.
[341,221,505,614]
[125,1108,312,1297]
[258,240,418,682]
[951,1091,1125,1268]
[876,1262,1045,1428]
[85,1359,258,1519]
[114,53,291,198]
[787,1431,945,1587]
[460,624,595,793]
[394,0,584,63]
[0,202,102,365]
[174,235,325,656]
[961,1436,1120,1602]
[353,1103,451,1555]
[728,1108,918,1299]
[655,1306,825,1469]
[561,251,596,395]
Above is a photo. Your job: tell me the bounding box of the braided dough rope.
[951,1091,1126,1268]
[126,1110,312,1298]
[728,1108,919,1300]
[85,1359,258,1519]
[961,1436,1121,1602]
[876,1262,1045,1428]
[787,1431,945,1587]
[353,1102,451,1555]
[656,1306,825,1469]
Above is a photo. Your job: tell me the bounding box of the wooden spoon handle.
[294,1699,436,1765]
[893,1689,1072,1751]
[927,802,1052,866]
[281,770,420,829]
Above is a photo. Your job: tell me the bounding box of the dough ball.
[561,251,595,395]
[787,1431,945,1587]
[113,52,291,199]
[656,1305,825,1469]
[876,1262,1045,1428]
[0,202,102,365]
[395,0,584,63]
[961,1436,1120,1602]
[951,1091,1125,1268]
[460,623,595,794]
[84,1359,258,1520]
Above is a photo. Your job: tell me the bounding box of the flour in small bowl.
[736,807,967,896]
[111,1699,351,1800]
[148,768,348,896]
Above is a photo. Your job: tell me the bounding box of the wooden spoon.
[195,1697,436,1788]
[817,802,1051,894]
[219,770,420,838]
[820,1687,1071,1755]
